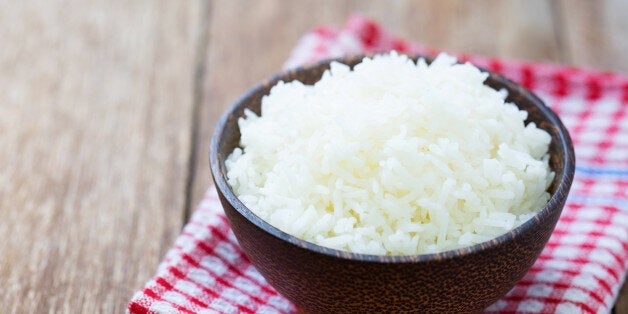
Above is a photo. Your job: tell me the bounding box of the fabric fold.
[129,15,628,314]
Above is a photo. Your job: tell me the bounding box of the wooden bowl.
[209,55,575,313]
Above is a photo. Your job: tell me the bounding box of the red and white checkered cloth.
[129,15,628,313]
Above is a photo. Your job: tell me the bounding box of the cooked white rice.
[226,52,554,255]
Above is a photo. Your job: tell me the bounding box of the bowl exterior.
[210,55,575,313]
[218,189,565,313]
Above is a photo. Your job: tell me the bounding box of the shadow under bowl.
[210,54,575,313]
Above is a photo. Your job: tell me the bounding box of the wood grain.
[0,0,203,312]
[557,0,628,73]
[618,279,628,314]
[391,0,561,61]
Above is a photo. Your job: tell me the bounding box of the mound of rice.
[226,52,554,255]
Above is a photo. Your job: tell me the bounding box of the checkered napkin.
[129,15,628,313]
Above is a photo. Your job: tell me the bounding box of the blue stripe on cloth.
[567,194,628,211]
[575,166,628,178]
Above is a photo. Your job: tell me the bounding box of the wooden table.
[1,1,626,312]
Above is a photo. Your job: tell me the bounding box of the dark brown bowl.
[210,55,575,313]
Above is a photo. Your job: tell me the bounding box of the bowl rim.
[210,53,576,263]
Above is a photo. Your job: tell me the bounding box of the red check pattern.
[129,15,628,313]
